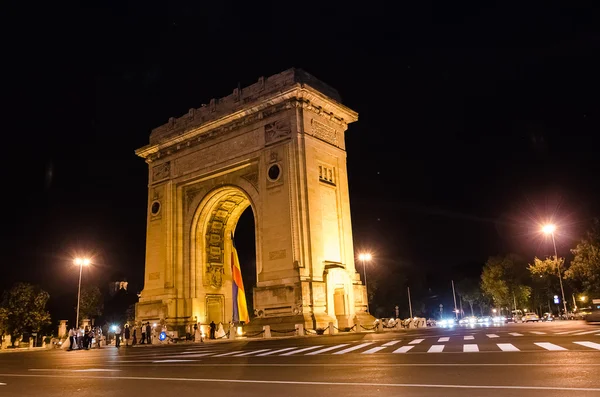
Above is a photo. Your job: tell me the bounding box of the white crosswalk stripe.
[427,345,445,353]
[280,345,323,356]
[438,337,449,342]
[362,346,388,354]
[464,335,474,340]
[256,347,296,356]
[530,331,546,335]
[574,341,600,350]
[305,344,350,355]
[535,342,567,351]
[486,334,499,338]
[408,338,424,344]
[497,343,520,352]
[463,344,479,352]
[233,349,271,356]
[332,342,374,355]
[213,351,244,357]
[572,330,599,336]
[509,333,523,336]
[382,340,401,347]
[392,345,415,353]
[555,330,585,335]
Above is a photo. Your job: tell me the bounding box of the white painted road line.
[497,343,520,352]
[173,352,217,358]
[280,346,323,356]
[392,346,415,354]
[256,347,296,356]
[152,360,198,363]
[362,346,387,354]
[535,342,567,351]
[305,344,349,356]
[555,330,584,335]
[333,342,374,355]
[382,340,401,347]
[212,351,244,357]
[572,330,600,336]
[427,345,445,353]
[463,344,479,352]
[509,333,523,336]
[0,383,5,386]
[486,334,499,338]
[530,331,546,335]
[464,336,474,340]
[574,341,600,350]
[233,349,271,357]
[437,337,449,342]
[408,339,424,345]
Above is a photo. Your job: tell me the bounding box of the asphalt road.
[1,321,599,396]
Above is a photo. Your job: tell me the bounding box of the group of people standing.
[66,326,102,350]
[114,322,153,347]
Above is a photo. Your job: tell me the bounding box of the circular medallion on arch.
[267,163,282,182]
[151,200,161,216]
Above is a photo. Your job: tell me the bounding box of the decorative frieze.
[311,119,338,146]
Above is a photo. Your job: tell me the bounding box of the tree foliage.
[481,255,531,309]
[528,256,564,277]
[566,218,600,296]
[0,283,51,344]
[456,278,482,316]
[79,286,103,320]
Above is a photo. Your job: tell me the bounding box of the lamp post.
[358,253,372,314]
[73,257,91,330]
[541,224,568,317]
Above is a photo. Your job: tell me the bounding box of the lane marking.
[0,383,5,386]
[508,333,523,336]
[29,369,121,372]
[437,337,449,342]
[463,344,479,352]
[530,331,546,335]
[486,334,499,338]
[4,374,600,392]
[167,352,215,358]
[497,343,520,352]
[332,342,374,355]
[535,342,567,351]
[305,344,349,356]
[572,330,600,336]
[382,340,401,347]
[280,346,323,356]
[180,350,217,354]
[152,359,197,363]
[392,346,414,353]
[573,341,600,350]
[362,346,387,354]
[212,351,244,357]
[555,330,584,335]
[464,336,474,340]
[256,347,296,356]
[427,345,445,353]
[408,339,424,344]
[233,349,271,357]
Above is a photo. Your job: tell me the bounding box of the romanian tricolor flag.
[231,235,249,323]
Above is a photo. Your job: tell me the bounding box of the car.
[523,312,540,322]
[541,312,554,321]
[459,316,477,326]
[586,299,600,323]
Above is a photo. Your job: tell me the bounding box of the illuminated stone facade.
[135,68,372,332]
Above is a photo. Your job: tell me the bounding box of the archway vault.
[135,69,373,333]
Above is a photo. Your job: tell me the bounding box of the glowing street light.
[580,296,587,303]
[541,224,568,316]
[358,253,373,314]
[73,257,91,330]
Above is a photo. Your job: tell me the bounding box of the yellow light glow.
[542,224,556,234]
[580,296,587,302]
[236,326,243,336]
[74,257,91,266]
[358,253,372,261]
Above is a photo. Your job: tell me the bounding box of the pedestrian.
[209,321,216,339]
[132,324,137,345]
[68,328,75,351]
[140,322,146,344]
[83,326,90,349]
[145,322,152,344]
[124,324,131,347]
[114,324,122,348]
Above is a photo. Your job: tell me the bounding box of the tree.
[1,283,51,345]
[566,218,600,296]
[456,278,482,316]
[78,286,103,321]
[481,255,532,311]
[528,256,565,278]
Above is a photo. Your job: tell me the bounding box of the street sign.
[553,295,560,304]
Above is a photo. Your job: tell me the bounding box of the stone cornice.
[135,84,358,161]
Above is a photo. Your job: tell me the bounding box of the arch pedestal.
[135,69,375,334]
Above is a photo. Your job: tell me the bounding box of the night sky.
[3,1,600,320]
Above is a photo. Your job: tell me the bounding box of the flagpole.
[407,286,413,318]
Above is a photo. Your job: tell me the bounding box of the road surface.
[1,321,599,396]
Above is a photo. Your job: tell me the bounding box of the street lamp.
[73,257,91,330]
[358,253,372,314]
[541,224,568,317]
[580,296,587,303]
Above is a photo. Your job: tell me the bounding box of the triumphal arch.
[135,68,371,332]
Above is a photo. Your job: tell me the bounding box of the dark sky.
[3,1,600,318]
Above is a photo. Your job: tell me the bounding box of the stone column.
[263,325,271,338]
